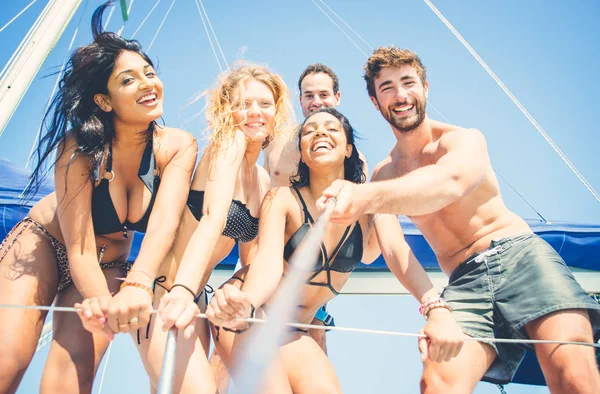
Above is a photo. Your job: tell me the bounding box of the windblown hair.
[291,107,365,188]
[297,63,340,95]
[204,62,295,153]
[363,46,427,98]
[25,1,155,199]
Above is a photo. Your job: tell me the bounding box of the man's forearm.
[367,165,462,216]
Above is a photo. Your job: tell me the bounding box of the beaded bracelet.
[418,297,452,320]
[120,280,154,301]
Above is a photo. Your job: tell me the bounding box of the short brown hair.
[363,46,427,97]
[298,63,339,95]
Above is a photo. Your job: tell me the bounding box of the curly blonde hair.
[204,62,295,153]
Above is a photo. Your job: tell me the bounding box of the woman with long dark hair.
[198,108,379,392]
[0,2,196,393]
[204,108,464,392]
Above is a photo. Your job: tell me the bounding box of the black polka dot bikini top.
[186,190,259,243]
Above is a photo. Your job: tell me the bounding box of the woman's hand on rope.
[418,308,464,363]
[206,284,253,330]
[75,295,115,341]
[106,282,153,335]
[158,286,199,339]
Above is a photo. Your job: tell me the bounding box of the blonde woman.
[144,63,295,391]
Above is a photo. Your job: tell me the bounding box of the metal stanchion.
[157,328,177,394]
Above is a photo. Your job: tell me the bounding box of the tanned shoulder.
[260,186,295,219]
[436,127,487,163]
[371,155,394,182]
[437,125,486,149]
[157,127,197,156]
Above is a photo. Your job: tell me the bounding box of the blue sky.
[3,0,599,393]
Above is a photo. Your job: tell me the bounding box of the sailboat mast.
[0,0,82,137]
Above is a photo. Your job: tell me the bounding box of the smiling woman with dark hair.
[203,108,381,392]
[291,107,366,188]
[0,2,197,393]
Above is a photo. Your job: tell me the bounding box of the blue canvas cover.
[0,157,598,386]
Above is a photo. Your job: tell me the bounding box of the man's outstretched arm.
[318,129,490,223]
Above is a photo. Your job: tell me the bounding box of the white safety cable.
[131,0,161,40]
[146,0,177,53]
[197,0,228,67]
[243,317,600,348]
[1,304,598,349]
[192,0,223,73]
[424,0,600,203]
[117,0,135,36]
[97,341,113,394]
[309,0,368,57]
[0,0,39,34]
[25,25,80,169]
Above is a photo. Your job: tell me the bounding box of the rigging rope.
[131,0,161,40]
[423,0,600,203]
[192,0,223,73]
[309,0,548,222]
[317,0,372,51]
[103,4,116,30]
[147,0,177,53]
[0,0,39,34]
[198,0,227,67]
[309,0,368,57]
[117,0,135,36]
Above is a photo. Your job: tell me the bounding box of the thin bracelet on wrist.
[170,283,198,299]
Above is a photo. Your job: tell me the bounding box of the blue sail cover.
[1,157,598,386]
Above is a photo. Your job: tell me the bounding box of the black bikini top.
[283,186,363,295]
[186,190,259,243]
[91,139,160,237]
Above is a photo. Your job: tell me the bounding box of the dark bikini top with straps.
[91,139,160,237]
[283,186,363,295]
[186,190,259,243]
